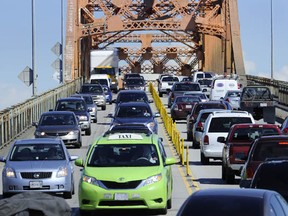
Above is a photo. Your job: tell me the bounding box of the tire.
[225,168,235,184]
[201,152,209,165]
[93,118,97,123]
[187,131,193,141]
[101,105,106,110]
[221,164,226,180]
[167,198,172,209]
[159,92,163,97]
[63,188,72,199]
[157,206,167,215]
[85,127,91,136]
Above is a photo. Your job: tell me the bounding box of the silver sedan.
[0,138,78,199]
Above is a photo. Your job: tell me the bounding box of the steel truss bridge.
[65,0,246,85]
[1,0,288,149]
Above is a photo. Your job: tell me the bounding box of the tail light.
[197,121,202,128]
[283,128,288,134]
[204,135,209,145]
[246,166,254,179]
[237,83,241,89]
[228,146,235,163]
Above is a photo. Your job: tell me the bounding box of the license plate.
[186,105,192,108]
[114,193,128,200]
[260,103,267,107]
[29,181,43,188]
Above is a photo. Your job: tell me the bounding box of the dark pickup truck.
[239,86,276,123]
[218,123,281,184]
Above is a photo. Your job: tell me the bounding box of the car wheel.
[167,198,172,209]
[102,105,106,110]
[159,92,163,97]
[63,189,72,199]
[93,118,97,123]
[85,127,91,136]
[157,206,168,215]
[225,168,235,184]
[187,131,193,141]
[221,163,226,180]
[201,152,209,165]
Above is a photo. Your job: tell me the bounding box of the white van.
[90,74,111,88]
[209,78,240,101]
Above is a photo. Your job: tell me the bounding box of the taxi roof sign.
[108,133,143,140]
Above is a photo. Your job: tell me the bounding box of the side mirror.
[32,122,38,127]
[148,99,154,103]
[196,125,203,132]
[202,89,207,92]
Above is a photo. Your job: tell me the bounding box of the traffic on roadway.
[0,74,287,216]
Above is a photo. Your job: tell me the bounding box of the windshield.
[81,85,103,93]
[40,113,76,126]
[56,100,86,112]
[87,144,160,167]
[10,144,65,161]
[93,68,115,76]
[174,83,201,91]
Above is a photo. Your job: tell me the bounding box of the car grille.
[101,180,142,189]
[46,132,69,136]
[21,172,52,179]
[99,200,146,206]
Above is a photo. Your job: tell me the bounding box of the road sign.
[51,58,62,73]
[18,66,33,87]
[51,42,62,57]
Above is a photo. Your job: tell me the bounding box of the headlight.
[68,130,79,135]
[143,174,162,186]
[35,131,46,136]
[111,81,116,84]
[4,167,16,178]
[82,174,100,186]
[79,115,88,121]
[57,167,68,177]
[91,107,96,112]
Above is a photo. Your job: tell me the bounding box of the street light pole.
[60,0,64,83]
[32,0,37,96]
[270,0,274,81]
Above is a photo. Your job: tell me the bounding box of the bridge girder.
[65,0,246,85]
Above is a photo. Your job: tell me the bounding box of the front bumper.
[2,174,72,194]
[78,181,167,211]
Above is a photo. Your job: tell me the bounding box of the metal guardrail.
[0,78,83,148]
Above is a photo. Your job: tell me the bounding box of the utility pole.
[32,0,37,96]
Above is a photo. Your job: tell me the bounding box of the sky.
[0,0,287,110]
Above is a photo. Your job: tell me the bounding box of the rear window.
[252,141,288,161]
[162,77,179,82]
[231,128,280,141]
[174,83,201,91]
[180,195,263,216]
[117,93,148,103]
[208,117,253,133]
[194,104,226,116]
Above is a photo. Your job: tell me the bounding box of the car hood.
[36,125,78,132]
[84,166,163,181]
[7,160,68,170]
[113,118,153,124]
